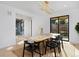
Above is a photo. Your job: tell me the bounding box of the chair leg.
[58,43,61,53]
[54,48,56,57]
[31,51,34,57]
[38,47,41,57]
[40,53,41,57]
[23,43,25,57]
[58,46,61,53]
[38,43,41,57]
[61,40,64,48]
[23,50,25,57]
[45,46,47,54]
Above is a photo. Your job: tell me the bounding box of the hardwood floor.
[0,41,79,57]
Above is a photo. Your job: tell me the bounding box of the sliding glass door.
[50,15,69,41]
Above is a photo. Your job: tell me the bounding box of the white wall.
[24,18,32,36]
[0,4,50,49]
[52,2,79,44]
[32,15,50,36]
[0,4,16,48]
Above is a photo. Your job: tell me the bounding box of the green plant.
[75,22,79,33]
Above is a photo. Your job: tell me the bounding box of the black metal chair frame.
[23,40,44,57]
[45,35,63,57]
[45,39,58,57]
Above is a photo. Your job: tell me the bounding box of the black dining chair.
[52,35,61,53]
[45,39,59,57]
[52,35,63,50]
[45,35,62,57]
[23,40,42,57]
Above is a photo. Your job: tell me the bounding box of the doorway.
[50,15,69,41]
[16,14,32,43]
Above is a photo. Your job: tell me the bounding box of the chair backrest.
[24,41,36,50]
[55,35,62,41]
[24,41,33,44]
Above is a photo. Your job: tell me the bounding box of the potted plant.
[75,22,79,33]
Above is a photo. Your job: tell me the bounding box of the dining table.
[26,33,60,43]
[25,33,63,49]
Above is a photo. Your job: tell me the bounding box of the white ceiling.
[0,1,79,16]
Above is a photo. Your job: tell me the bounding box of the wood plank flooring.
[0,41,79,57]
